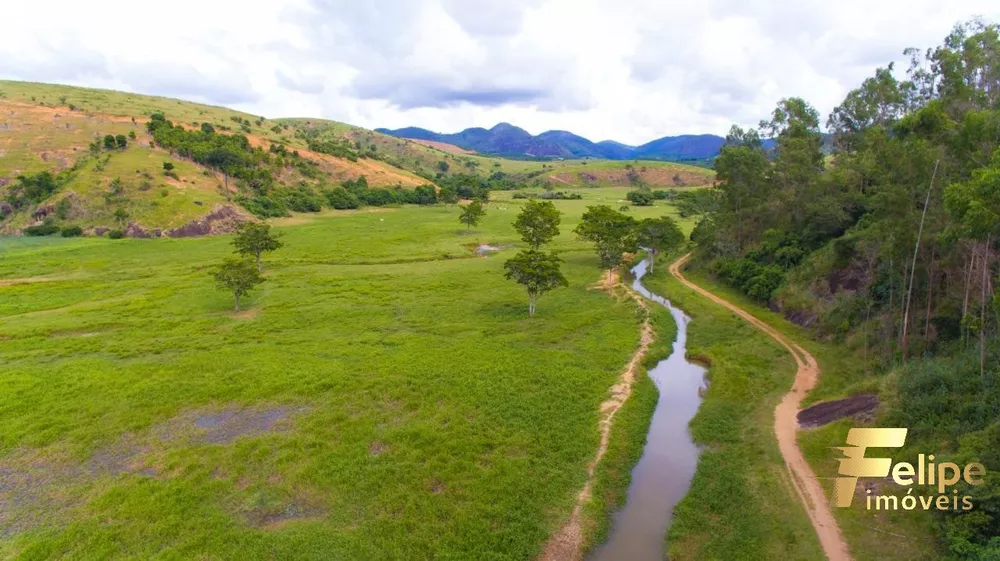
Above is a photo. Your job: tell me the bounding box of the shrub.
[239,195,289,218]
[324,187,361,210]
[275,185,324,213]
[359,188,397,206]
[60,226,84,237]
[108,229,124,239]
[24,223,60,236]
[626,189,654,206]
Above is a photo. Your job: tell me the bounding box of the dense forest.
[690,19,1000,558]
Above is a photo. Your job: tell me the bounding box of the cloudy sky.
[2,1,998,145]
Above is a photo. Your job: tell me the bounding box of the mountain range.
[375,123,728,162]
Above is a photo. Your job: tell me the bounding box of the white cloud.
[1,0,998,144]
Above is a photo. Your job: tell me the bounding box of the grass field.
[644,257,941,560]
[0,192,687,559]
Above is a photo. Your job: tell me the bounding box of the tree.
[503,250,568,317]
[714,125,771,250]
[213,258,264,312]
[574,205,638,270]
[637,216,685,273]
[413,185,438,205]
[201,122,216,134]
[232,222,283,272]
[459,200,485,230]
[162,162,175,172]
[103,134,117,150]
[206,147,243,201]
[513,200,561,249]
[324,187,361,209]
[626,188,654,206]
[945,150,1000,378]
[115,134,128,149]
[113,207,129,227]
[439,186,459,204]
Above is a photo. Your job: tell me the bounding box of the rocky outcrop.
[166,205,252,238]
[124,222,152,238]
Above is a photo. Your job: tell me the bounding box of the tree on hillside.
[206,147,243,201]
[103,134,117,150]
[459,200,486,230]
[575,205,638,270]
[213,258,264,312]
[945,151,1000,378]
[713,126,770,251]
[115,134,128,149]
[113,208,129,227]
[504,250,568,317]
[514,200,561,249]
[637,216,685,272]
[232,222,283,272]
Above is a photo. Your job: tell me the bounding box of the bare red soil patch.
[408,138,476,155]
[244,133,423,188]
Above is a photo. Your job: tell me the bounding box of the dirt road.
[668,254,850,561]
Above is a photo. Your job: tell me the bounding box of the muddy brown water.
[589,258,705,561]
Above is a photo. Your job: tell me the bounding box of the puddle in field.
[589,258,706,561]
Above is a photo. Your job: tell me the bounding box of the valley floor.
[0,195,678,559]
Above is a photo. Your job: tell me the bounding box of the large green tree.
[213,258,264,312]
[574,205,638,270]
[503,250,568,317]
[513,200,561,249]
[637,216,685,272]
[458,200,486,230]
[232,222,283,272]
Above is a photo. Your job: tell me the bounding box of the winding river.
[589,258,706,561]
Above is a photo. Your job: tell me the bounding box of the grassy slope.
[645,256,940,560]
[0,81,424,229]
[276,119,715,188]
[0,193,685,559]
[2,81,713,235]
[6,148,230,232]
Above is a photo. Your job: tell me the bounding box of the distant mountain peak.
[377,123,725,162]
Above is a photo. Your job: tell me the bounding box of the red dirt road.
[668,253,850,561]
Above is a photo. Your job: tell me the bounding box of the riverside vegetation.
[675,19,1000,560]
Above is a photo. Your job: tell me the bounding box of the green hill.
[0,81,713,237]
